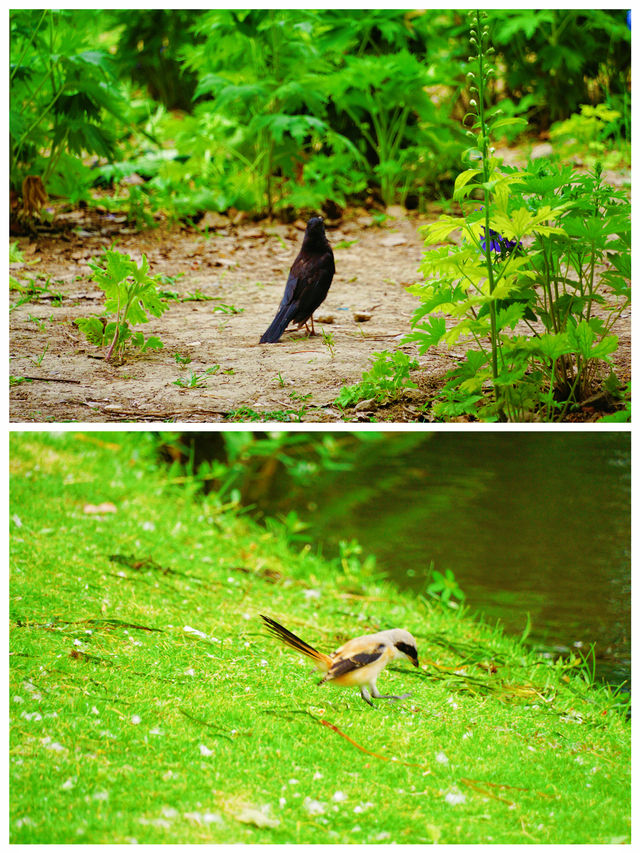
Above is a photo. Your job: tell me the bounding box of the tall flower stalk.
[465,10,501,404]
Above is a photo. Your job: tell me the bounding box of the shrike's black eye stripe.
[395,641,417,661]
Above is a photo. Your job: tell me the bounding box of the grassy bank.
[10,432,630,843]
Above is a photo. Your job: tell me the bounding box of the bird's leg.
[370,684,412,702]
[300,315,316,336]
[359,686,374,707]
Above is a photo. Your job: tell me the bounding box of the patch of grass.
[9,432,630,843]
[225,407,308,423]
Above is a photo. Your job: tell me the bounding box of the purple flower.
[480,227,521,257]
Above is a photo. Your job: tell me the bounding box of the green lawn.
[10,432,630,843]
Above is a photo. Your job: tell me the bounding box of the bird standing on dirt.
[260,216,335,344]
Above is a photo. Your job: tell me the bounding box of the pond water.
[251,431,630,689]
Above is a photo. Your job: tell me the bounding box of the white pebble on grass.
[161,806,178,819]
[20,711,42,722]
[199,744,213,757]
[444,789,466,806]
[302,588,321,600]
[332,791,347,802]
[139,817,171,829]
[435,751,449,765]
[303,797,326,815]
[183,625,208,639]
[131,715,142,725]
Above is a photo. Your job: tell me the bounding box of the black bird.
[260,216,335,344]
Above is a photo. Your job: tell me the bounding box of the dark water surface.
[253,432,630,688]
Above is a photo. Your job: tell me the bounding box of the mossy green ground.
[10,432,630,843]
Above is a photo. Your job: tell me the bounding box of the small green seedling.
[174,352,192,367]
[27,314,48,331]
[30,343,49,367]
[321,328,336,357]
[76,248,168,362]
[289,390,312,403]
[173,365,220,388]
[213,302,244,314]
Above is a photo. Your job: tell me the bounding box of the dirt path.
[10,204,630,423]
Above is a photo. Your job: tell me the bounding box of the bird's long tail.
[259,302,299,344]
[261,615,332,672]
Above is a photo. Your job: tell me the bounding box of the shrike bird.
[261,614,419,706]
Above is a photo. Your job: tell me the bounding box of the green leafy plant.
[178,9,364,215]
[549,103,630,169]
[10,9,130,196]
[404,11,630,422]
[426,566,466,607]
[336,350,418,408]
[327,50,461,207]
[490,9,630,128]
[76,249,168,362]
[598,378,630,423]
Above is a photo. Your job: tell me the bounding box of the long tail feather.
[260,615,331,671]
[260,302,299,344]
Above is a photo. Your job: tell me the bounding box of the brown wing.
[322,643,386,683]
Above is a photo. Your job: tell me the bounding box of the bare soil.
[10,201,630,424]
